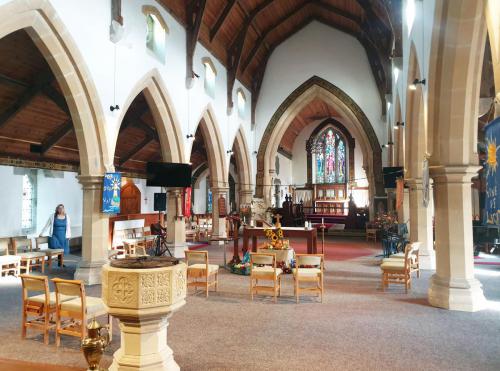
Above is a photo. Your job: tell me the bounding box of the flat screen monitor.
[146,162,192,187]
[383,166,404,188]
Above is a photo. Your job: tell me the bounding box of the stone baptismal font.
[102,256,187,370]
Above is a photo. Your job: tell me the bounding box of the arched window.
[312,127,347,184]
[202,58,216,98]
[236,88,246,118]
[22,173,36,233]
[143,6,169,63]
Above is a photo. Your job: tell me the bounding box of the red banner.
[184,187,192,218]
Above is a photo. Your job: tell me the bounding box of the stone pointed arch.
[231,126,253,204]
[0,0,108,175]
[427,0,487,165]
[405,42,427,179]
[190,104,228,189]
[394,92,404,167]
[115,69,185,164]
[255,75,383,206]
[485,0,500,102]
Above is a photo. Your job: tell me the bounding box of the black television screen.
[383,166,404,188]
[146,162,192,187]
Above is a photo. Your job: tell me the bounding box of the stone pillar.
[166,188,187,258]
[428,166,486,312]
[407,178,435,269]
[239,189,253,206]
[211,187,229,242]
[74,175,109,285]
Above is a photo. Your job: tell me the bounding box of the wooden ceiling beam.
[186,0,207,83]
[209,0,237,42]
[118,134,155,166]
[42,85,70,115]
[0,73,30,88]
[227,0,274,111]
[0,71,53,130]
[241,0,313,74]
[40,120,73,155]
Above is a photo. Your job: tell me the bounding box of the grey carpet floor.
[1,238,499,371]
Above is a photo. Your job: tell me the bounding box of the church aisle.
[0,238,499,370]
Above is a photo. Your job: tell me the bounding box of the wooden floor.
[0,358,84,371]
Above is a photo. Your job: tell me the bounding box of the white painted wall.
[130,178,163,213]
[0,165,83,238]
[254,21,386,181]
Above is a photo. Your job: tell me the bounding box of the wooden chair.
[185,250,219,297]
[12,237,45,274]
[293,254,324,303]
[385,241,421,278]
[52,278,112,346]
[20,275,75,344]
[380,243,417,293]
[35,236,64,270]
[250,252,282,303]
[0,237,20,277]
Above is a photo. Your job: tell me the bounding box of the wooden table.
[243,227,318,254]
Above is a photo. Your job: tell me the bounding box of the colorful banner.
[396,177,404,211]
[485,117,500,225]
[102,172,121,214]
[184,187,192,218]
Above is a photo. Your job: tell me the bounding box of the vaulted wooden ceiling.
[279,97,340,154]
[0,30,80,168]
[114,92,163,174]
[160,0,401,119]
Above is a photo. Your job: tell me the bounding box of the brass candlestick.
[81,317,110,371]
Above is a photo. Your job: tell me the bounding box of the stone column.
[407,178,435,269]
[74,175,109,285]
[166,188,187,258]
[211,186,229,242]
[428,166,486,311]
[239,189,253,206]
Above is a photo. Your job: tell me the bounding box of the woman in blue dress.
[40,204,71,255]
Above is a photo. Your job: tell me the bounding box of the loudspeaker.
[154,193,166,212]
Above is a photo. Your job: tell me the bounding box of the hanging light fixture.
[409,78,426,90]
[394,121,405,129]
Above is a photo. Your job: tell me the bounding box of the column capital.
[211,186,229,194]
[166,187,184,195]
[430,165,481,184]
[77,174,103,189]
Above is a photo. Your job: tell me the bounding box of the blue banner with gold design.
[102,172,121,214]
[485,118,500,225]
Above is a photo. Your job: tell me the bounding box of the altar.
[257,247,295,268]
[243,227,318,254]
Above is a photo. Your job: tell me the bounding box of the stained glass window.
[313,128,347,184]
[22,174,36,232]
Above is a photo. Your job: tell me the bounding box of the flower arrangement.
[264,227,289,250]
[230,251,251,275]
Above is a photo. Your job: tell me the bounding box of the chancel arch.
[256,76,383,210]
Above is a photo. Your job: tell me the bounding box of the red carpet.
[283,238,374,261]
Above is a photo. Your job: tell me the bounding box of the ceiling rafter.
[39,120,73,155]
[0,73,30,88]
[118,134,155,166]
[210,0,237,41]
[241,0,313,74]
[186,0,207,81]
[227,0,274,110]
[0,71,53,130]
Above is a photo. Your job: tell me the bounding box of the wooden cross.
[274,213,282,228]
